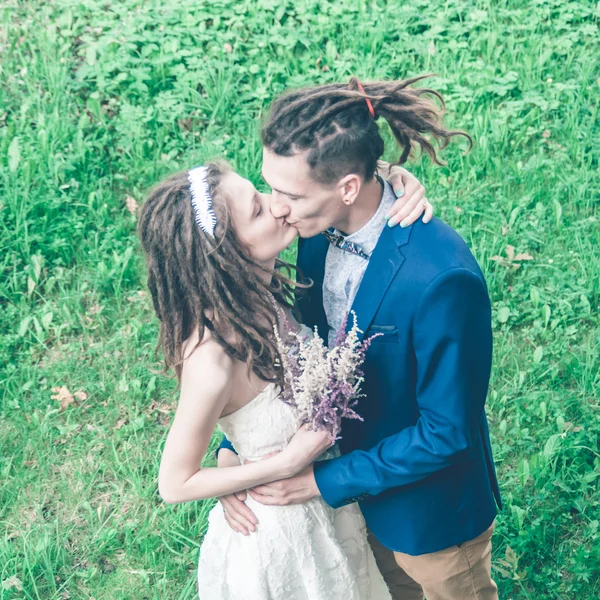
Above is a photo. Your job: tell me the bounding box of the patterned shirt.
[323,179,396,345]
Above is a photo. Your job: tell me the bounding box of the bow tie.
[322,229,371,260]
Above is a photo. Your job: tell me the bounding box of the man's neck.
[334,176,384,236]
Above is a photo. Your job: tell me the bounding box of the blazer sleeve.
[313,267,493,508]
[215,436,237,459]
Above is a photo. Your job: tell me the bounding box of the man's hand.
[219,490,258,536]
[216,448,258,535]
[248,464,320,506]
[377,160,433,227]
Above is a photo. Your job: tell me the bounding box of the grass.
[1,0,599,598]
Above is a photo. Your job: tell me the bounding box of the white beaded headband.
[188,166,217,238]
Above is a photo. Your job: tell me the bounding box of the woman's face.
[223,170,298,263]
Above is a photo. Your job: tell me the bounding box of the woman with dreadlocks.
[138,149,432,597]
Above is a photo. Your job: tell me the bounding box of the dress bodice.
[217,323,313,463]
[201,328,392,599]
[217,383,302,463]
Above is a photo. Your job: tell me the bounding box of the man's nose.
[269,192,290,219]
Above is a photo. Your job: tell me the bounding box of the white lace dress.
[197,378,391,599]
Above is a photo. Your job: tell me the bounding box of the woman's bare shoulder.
[181,327,234,389]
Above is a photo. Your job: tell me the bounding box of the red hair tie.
[356,81,375,119]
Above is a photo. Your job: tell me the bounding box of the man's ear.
[337,173,362,206]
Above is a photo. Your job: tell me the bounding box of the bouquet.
[274,311,380,441]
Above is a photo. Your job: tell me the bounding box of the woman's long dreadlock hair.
[138,160,299,386]
[262,75,472,184]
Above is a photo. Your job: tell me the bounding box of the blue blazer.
[220,216,501,556]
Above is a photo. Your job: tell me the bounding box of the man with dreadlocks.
[218,76,501,600]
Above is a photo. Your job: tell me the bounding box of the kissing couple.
[138,76,501,599]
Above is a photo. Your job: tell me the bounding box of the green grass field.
[1,0,599,598]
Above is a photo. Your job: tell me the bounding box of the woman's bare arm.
[158,341,330,504]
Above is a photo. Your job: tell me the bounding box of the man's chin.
[295,225,321,239]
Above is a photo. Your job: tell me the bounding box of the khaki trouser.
[368,522,498,600]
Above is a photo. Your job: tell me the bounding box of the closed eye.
[254,194,262,216]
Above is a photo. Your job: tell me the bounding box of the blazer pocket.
[366,325,398,343]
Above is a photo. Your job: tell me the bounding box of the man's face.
[262,148,346,238]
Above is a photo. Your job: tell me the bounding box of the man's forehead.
[262,150,312,194]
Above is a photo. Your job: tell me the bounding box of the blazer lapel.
[297,235,329,285]
[297,235,329,333]
[348,223,412,340]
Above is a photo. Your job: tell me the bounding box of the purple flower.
[274,310,380,441]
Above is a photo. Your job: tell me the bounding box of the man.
[218,77,501,599]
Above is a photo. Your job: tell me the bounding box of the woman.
[138,158,428,598]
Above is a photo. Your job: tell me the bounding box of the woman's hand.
[377,160,433,228]
[280,425,334,476]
